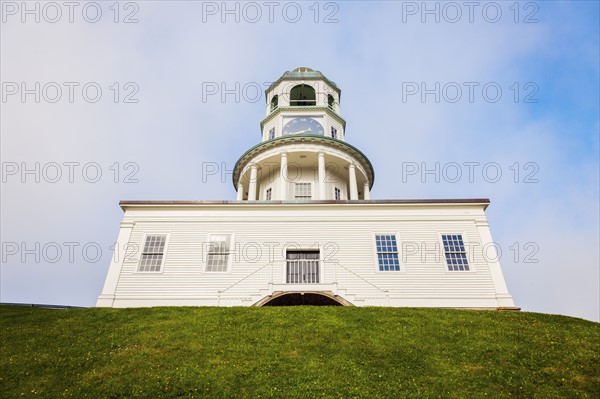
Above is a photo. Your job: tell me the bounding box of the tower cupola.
[233,67,374,201]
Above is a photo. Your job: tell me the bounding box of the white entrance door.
[286,251,320,283]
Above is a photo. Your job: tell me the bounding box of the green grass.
[1,306,598,398]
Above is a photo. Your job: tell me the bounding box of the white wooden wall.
[96,202,515,308]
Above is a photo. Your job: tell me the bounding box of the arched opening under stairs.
[255,292,352,306]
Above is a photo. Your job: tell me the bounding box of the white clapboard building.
[97,67,516,309]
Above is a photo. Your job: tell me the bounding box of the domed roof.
[266,67,340,94]
[292,66,315,73]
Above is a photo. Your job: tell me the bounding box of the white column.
[280,152,288,200]
[248,165,258,201]
[475,219,516,308]
[348,162,358,200]
[96,220,135,307]
[363,181,370,200]
[236,182,244,200]
[318,152,326,200]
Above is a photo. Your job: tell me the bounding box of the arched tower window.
[290,84,316,106]
[270,95,278,112]
[328,94,335,109]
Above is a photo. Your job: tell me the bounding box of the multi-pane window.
[334,187,341,200]
[295,183,312,199]
[375,235,400,271]
[265,188,272,200]
[138,235,167,272]
[442,234,470,271]
[331,127,337,139]
[269,128,275,140]
[206,234,232,272]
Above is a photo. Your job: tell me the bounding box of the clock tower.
[99,66,516,310]
[233,67,375,201]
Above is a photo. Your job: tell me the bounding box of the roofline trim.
[120,199,491,208]
[260,106,346,131]
[232,134,375,189]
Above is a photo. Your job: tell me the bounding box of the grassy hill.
[1,305,598,398]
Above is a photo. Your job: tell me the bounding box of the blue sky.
[1,1,598,321]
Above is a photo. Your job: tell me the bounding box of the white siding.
[97,202,514,308]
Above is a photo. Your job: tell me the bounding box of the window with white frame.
[331,127,337,139]
[375,235,400,271]
[334,187,341,200]
[265,188,272,200]
[138,234,167,272]
[269,127,275,140]
[295,183,312,199]
[206,234,232,272]
[442,234,470,271]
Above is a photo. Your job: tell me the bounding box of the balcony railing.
[289,100,317,107]
[286,260,320,284]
